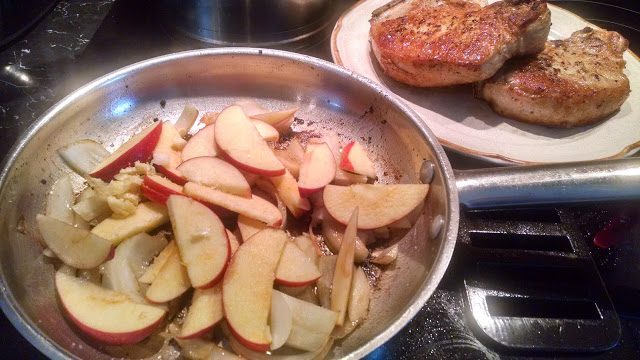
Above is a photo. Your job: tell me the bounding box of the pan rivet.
[420,161,435,184]
[430,215,444,240]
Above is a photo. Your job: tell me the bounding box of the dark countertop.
[1,0,639,359]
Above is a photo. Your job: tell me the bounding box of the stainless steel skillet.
[0,48,638,360]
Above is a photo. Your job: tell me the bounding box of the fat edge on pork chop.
[475,27,631,128]
[369,0,551,87]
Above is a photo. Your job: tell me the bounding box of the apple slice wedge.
[91,201,169,245]
[139,241,178,284]
[153,122,187,184]
[176,157,251,198]
[179,284,224,339]
[321,208,369,263]
[275,242,321,287]
[222,228,288,352]
[167,195,230,289]
[331,207,358,326]
[269,169,311,218]
[274,138,304,179]
[339,141,376,179]
[252,120,279,142]
[90,121,162,182]
[145,245,191,303]
[36,214,113,269]
[323,184,429,230]
[298,142,336,197]
[184,182,282,227]
[215,105,285,177]
[251,107,299,126]
[181,124,218,162]
[55,271,166,345]
[237,214,268,242]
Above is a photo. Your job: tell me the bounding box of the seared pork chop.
[369,0,551,87]
[475,27,630,127]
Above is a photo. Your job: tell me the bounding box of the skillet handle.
[454,158,640,209]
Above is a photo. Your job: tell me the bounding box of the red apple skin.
[90,122,162,182]
[220,149,286,178]
[339,142,356,172]
[225,320,271,353]
[154,164,187,185]
[141,184,170,204]
[274,275,321,287]
[106,246,116,262]
[194,231,230,290]
[55,275,165,345]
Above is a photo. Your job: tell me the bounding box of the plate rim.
[331,0,640,165]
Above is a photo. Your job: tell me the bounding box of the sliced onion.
[175,104,199,137]
[57,139,110,175]
[225,323,333,360]
[370,245,399,265]
[45,175,74,225]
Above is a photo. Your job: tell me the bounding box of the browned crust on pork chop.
[475,27,630,128]
[369,0,551,87]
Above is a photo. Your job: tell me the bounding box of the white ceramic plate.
[331,0,640,164]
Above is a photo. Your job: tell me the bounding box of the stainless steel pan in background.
[0,49,639,359]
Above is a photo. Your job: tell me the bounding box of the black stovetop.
[0,0,639,359]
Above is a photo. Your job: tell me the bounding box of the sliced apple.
[36,214,113,269]
[177,157,251,198]
[145,246,191,303]
[298,142,336,197]
[270,290,293,350]
[55,271,166,345]
[215,105,285,177]
[237,214,268,242]
[167,195,230,289]
[331,208,358,326]
[199,112,219,125]
[153,122,186,184]
[275,242,321,287]
[339,141,376,179]
[179,284,224,339]
[181,124,219,162]
[234,98,269,117]
[175,337,242,360]
[252,107,298,126]
[139,241,178,284]
[227,229,240,255]
[175,104,199,137]
[184,182,282,227]
[90,121,162,182]
[58,139,111,176]
[323,184,429,230]
[45,175,75,224]
[274,138,304,179]
[222,228,288,352]
[293,235,319,266]
[252,120,279,142]
[275,290,338,352]
[348,266,370,323]
[272,114,296,133]
[269,169,311,218]
[102,232,168,302]
[91,201,169,245]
